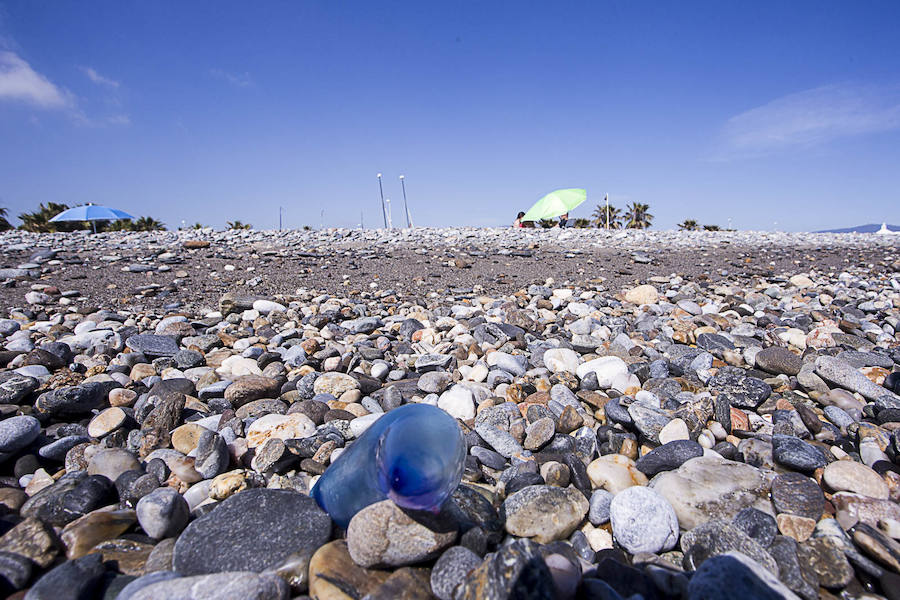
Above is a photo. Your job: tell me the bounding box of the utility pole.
[399,175,412,227]
[377,173,387,228]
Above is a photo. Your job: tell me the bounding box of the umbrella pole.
[92,221,96,234]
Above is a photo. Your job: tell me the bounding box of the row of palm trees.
[582,202,654,229]
[677,219,727,231]
[0,203,165,233]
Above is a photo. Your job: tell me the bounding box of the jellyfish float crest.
[310,403,466,529]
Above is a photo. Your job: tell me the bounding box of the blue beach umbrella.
[49,203,135,233]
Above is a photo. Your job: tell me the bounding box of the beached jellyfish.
[310,402,466,529]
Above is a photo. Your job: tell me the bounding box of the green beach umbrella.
[521,188,587,222]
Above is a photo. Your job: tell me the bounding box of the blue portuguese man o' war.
[310,402,467,529]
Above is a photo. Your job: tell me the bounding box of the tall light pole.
[377,173,387,228]
[399,175,412,228]
[385,198,392,229]
[278,207,283,231]
[605,193,609,231]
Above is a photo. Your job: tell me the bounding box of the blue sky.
[1,1,899,231]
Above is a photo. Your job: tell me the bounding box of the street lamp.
[377,173,387,228]
[399,175,412,228]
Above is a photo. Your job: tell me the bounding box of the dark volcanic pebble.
[173,488,331,575]
[771,435,826,473]
[771,472,825,520]
[635,439,704,476]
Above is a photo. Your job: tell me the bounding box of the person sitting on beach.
[558,213,569,228]
[513,211,526,228]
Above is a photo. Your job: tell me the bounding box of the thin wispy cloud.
[718,83,900,158]
[0,50,129,126]
[80,66,119,88]
[0,50,72,108]
[209,68,253,88]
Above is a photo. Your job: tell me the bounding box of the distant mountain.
[816,223,900,234]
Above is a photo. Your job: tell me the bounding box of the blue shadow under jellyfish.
[310,402,467,529]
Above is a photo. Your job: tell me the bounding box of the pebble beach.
[0,227,899,599]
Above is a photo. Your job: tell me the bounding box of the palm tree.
[192,222,205,229]
[592,203,622,229]
[624,202,653,229]
[226,220,252,230]
[132,216,166,231]
[0,208,13,232]
[18,202,78,232]
[107,219,134,231]
[538,218,556,229]
[678,219,699,231]
[703,224,721,231]
[572,218,592,228]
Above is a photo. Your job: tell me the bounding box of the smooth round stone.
[823,405,855,428]
[0,372,40,404]
[635,440,704,477]
[0,415,40,453]
[502,485,588,543]
[609,486,679,554]
[136,487,190,539]
[754,347,802,376]
[128,571,289,600]
[87,448,141,481]
[770,472,825,520]
[313,372,360,396]
[170,423,208,454]
[587,454,649,494]
[771,435,826,473]
[575,356,628,388]
[523,418,555,451]
[470,446,505,470]
[245,413,316,448]
[174,488,331,575]
[109,387,138,407]
[680,520,777,574]
[21,553,106,600]
[349,413,381,438]
[431,546,482,600]
[35,383,106,416]
[0,549,33,591]
[486,352,527,377]
[542,348,581,374]
[624,284,659,305]
[38,435,91,461]
[687,552,798,600]
[588,489,613,525]
[418,371,452,394]
[732,507,777,548]
[347,499,457,568]
[650,456,775,531]
[658,418,690,444]
[223,375,282,407]
[822,460,889,499]
[87,407,128,438]
[112,571,181,600]
[437,386,475,421]
[252,299,286,314]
